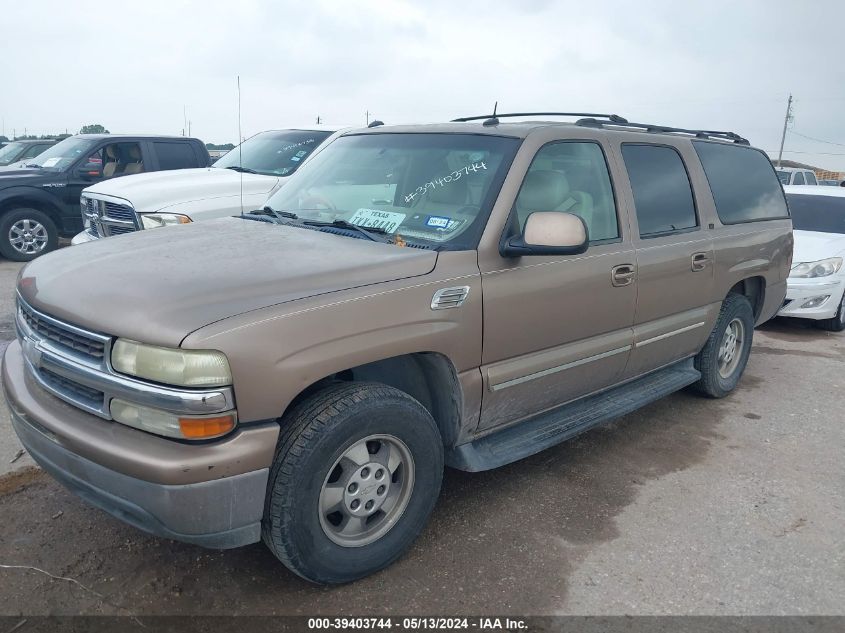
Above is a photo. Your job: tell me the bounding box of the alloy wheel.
[9,218,48,255]
[318,434,415,547]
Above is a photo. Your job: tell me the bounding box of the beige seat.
[516,170,594,232]
[102,146,120,178]
[123,145,144,175]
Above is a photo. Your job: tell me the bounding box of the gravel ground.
[0,258,842,616]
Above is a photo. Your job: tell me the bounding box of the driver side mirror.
[500,212,589,258]
[76,165,102,181]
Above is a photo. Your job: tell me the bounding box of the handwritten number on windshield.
[405,162,487,204]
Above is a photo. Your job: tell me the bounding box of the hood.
[19,217,437,347]
[83,168,282,213]
[792,230,845,263]
[0,167,53,180]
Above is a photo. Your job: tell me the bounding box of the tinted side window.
[793,172,805,185]
[621,144,697,237]
[805,172,817,185]
[154,142,199,170]
[515,141,619,241]
[693,141,789,223]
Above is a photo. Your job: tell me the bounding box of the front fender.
[0,186,63,213]
[181,252,482,423]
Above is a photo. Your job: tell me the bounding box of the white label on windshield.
[349,208,406,233]
[41,157,61,167]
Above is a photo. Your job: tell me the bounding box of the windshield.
[0,142,25,165]
[25,137,97,171]
[262,133,520,249]
[787,194,845,234]
[776,170,791,185]
[213,130,333,176]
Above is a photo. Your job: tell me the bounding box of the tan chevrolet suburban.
[3,112,793,584]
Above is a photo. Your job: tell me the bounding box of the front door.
[478,139,636,431]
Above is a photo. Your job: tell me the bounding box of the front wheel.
[262,382,444,584]
[693,293,754,398]
[0,208,59,261]
[816,291,845,332]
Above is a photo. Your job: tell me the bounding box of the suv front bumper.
[3,341,278,549]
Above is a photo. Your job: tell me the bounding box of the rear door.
[616,141,717,378]
[477,135,636,431]
[150,140,203,171]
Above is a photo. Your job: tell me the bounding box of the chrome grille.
[19,300,106,359]
[40,367,104,407]
[82,196,140,238]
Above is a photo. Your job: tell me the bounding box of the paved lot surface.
[0,257,842,616]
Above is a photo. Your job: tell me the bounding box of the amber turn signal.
[179,414,236,439]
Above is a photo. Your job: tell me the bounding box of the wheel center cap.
[344,461,389,515]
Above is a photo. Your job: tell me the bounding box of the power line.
[788,129,845,147]
[764,149,845,156]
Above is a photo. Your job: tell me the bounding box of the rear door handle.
[611,264,636,287]
[691,252,710,272]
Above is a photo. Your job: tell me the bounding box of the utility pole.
[776,93,793,168]
[365,110,370,126]
[316,115,321,125]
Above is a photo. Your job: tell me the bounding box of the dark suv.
[0,134,209,261]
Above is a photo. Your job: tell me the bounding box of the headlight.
[111,339,232,387]
[790,257,843,279]
[140,213,192,229]
[110,398,236,440]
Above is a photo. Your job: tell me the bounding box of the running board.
[447,358,701,472]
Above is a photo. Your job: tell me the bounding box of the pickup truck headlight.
[140,213,192,229]
[111,339,232,387]
[790,257,843,279]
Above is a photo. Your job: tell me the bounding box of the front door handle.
[691,252,710,272]
[611,264,636,287]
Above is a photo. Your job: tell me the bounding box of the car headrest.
[518,170,571,212]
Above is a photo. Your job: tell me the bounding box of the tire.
[262,381,444,584]
[0,207,59,261]
[693,293,754,398]
[816,291,845,332]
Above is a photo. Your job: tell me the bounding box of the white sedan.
[778,185,845,331]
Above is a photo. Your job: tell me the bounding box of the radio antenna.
[238,75,244,218]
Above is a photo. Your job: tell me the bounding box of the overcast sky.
[3,0,845,170]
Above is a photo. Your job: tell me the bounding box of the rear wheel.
[0,207,58,261]
[816,291,845,332]
[262,382,443,584]
[693,293,754,398]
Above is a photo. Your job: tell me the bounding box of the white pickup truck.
[72,128,337,243]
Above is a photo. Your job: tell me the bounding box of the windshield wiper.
[251,207,298,223]
[225,165,258,174]
[301,219,392,243]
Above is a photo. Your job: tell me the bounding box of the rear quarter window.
[693,141,789,223]
[153,141,200,170]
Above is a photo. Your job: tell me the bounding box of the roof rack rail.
[452,111,629,127]
[575,117,749,145]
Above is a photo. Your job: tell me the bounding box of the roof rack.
[575,117,749,145]
[452,110,628,127]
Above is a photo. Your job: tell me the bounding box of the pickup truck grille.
[19,300,106,360]
[83,197,140,238]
